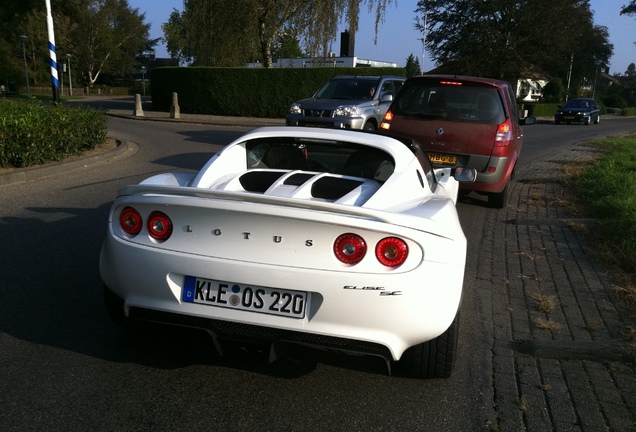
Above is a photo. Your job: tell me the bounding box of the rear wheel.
[398,312,460,379]
[489,178,510,209]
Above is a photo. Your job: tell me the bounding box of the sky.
[130,0,635,75]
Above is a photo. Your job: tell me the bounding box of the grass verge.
[562,136,636,314]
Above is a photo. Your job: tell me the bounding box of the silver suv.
[286,75,405,131]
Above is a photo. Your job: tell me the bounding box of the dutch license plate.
[182,276,307,318]
[564,116,575,120]
[427,152,457,164]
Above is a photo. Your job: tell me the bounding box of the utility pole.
[45,0,59,103]
[420,13,428,75]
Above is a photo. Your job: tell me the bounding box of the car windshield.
[245,137,395,182]
[314,78,380,100]
[392,81,506,125]
[563,100,591,109]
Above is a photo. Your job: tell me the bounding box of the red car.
[380,75,535,208]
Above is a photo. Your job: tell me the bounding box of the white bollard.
[170,92,180,119]
[133,93,144,117]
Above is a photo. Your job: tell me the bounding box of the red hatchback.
[380,75,535,208]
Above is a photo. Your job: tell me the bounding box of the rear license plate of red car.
[427,152,457,164]
[182,276,307,318]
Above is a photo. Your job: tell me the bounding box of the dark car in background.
[554,98,601,125]
[379,74,535,208]
[286,75,405,131]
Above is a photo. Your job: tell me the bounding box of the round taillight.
[147,211,173,242]
[119,206,142,236]
[375,237,408,267]
[334,233,367,265]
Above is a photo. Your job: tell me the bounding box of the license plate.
[427,152,457,164]
[564,116,575,120]
[182,276,307,318]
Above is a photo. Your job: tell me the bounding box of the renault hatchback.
[380,75,535,208]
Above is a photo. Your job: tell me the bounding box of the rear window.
[392,80,506,125]
[245,137,394,182]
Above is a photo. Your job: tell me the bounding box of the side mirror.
[452,167,477,183]
[380,94,393,103]
[521,116,536,126]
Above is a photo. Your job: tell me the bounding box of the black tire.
[554,119,560,125]
[103,285,128,327]
[363,121,377,131]
[594,115,600,124]
[489,178,509,209]
[584,116,591,125]
[399,312,460,379]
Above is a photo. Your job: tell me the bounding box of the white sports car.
[100,126,474,378]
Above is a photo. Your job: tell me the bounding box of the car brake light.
[147,211,173,242]
[439,81,463,86]
[494,120,513,147]
[375,237,408,267]
[380,110,393,130]
[119,206,142,236]
[334,233,367,265]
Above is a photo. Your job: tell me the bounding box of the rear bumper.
[555,113,591,123]
[433,155,511,193]
[100,232,465,361]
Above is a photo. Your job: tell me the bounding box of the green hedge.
[0,99,107,168]
[150,67,406,117]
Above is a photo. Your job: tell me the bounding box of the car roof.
[331,75,405,80]
[408,74,511,89]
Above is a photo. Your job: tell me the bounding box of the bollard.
[170,92,180,119]
[133,93,144,117]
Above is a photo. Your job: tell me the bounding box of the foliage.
[541,79,565,103]
[70,0,157,87]
[621,1,636,15]
[0,99,106,168]
[0,0,156,92]
[150,66,405,117]
[575,136,636,270]
[405,54,421,78]
[165,0,396,67]
[415,0,612,91]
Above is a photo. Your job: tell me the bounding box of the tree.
[621,1,636,15]
[162,9,191,65]
[414,0,612,94]
[405,54,420,77]
[71,0,156,87]
[164,0,396,67]
[272,32,305,62]
[626,64,636,77]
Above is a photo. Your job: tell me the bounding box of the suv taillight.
[494,120,513,147]
[380,110,393,130]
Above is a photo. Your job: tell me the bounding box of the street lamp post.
[67,54,73,96]
[593,59,601,99]
[141,66,146,96]
[19,35,30,97]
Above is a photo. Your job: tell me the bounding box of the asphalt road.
[2,113,635,431]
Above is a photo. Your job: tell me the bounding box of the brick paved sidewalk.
[481,144,636,431]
